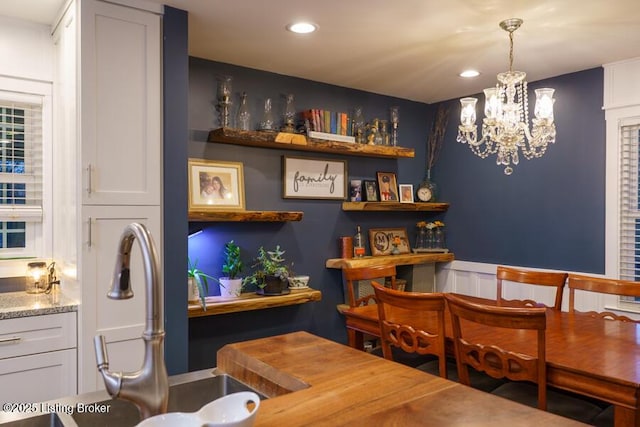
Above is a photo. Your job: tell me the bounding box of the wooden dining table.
[343,294,640,427]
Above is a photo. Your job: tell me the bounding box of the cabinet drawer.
[0,312,77,359]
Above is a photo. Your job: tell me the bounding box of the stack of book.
[302,109,355,143]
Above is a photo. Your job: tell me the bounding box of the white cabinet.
[80,0,161,206]
[79,205,160,391]
[0,312,77,402]
[52,0,163,394]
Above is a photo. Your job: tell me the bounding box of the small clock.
[416,179,436,202]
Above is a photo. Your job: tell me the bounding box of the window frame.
[0,76,51,270]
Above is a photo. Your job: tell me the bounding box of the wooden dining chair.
[568,273,640,322]
[496,266,568,310]
[340,265,398,310]
[445,293,603,423]
[371,281,448,378]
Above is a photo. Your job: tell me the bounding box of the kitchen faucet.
[93,222,169,419]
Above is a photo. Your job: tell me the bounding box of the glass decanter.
[236,92,251,131]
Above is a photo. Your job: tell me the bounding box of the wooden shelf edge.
[208,128,415,159]
[325,253,455,269]
[188,288,322,317]
[342,202,449,212]
[188,210,303,222]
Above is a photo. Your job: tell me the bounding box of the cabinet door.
[80,0,161,205]
[79,205,161,392]
[0,349,76,403]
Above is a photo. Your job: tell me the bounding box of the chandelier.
[456,18,556,175]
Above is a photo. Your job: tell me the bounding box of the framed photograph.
[188,158,245,212]
[399,184,414,203]
[376,172,398,202]
[282,156,347,200]
[368,228,411,256]
[350,179,362,202]
[363,180,379,202]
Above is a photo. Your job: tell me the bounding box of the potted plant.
[243,245,291,296]
[216,240,244,297]
[188,257,214,310]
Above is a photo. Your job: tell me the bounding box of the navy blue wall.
[435,68,605,273]
[164,14,606,370]
[163,7,189,375]
[186,58,438,370]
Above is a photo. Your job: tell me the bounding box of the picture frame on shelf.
[282,156,347,200]
[376,171,398,202]
[368,227,411,256]
[188,158,245,212]
[350,179,362,201]
[399,184,414,203]
[363,180,379,202]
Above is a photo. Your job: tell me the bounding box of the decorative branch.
[427,105,450,172]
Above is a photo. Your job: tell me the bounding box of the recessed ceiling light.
[459,70,480,78]
[286,22,317,34]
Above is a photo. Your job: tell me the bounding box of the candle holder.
[216,75,233,128]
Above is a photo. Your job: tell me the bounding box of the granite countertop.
[0,290,79,319]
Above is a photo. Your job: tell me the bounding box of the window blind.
[0,93,42,222]
[619,123,640,282]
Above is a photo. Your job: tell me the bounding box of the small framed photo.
[350,179,362,201]
[376,172,398,202]
[368,228,411,256]
[188,158,245,212]
[363,180,379,202]
[399,184,414,203]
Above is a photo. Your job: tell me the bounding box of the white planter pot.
[188,277,200,303]
[219,277,243,297]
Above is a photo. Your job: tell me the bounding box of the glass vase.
[353,106,366,144]
[434,227,446,249]
[236,92,251,131]
[415,226,428,249]
[216,75,233,128]
[282,93,296,133]
[390,106,399,146]
[379,119,389,146]
[259,98,275,131]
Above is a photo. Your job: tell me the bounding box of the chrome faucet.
[93,222,169,419]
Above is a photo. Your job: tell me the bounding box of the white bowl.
[288,275,310,288]
[137,391,260,427]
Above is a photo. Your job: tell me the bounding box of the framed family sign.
[282,156,347,200]
[188,158,245,212]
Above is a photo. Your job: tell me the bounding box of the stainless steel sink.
[71,373,265,427]
[1,412,64,427]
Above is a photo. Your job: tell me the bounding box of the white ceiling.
[6,0,640,103]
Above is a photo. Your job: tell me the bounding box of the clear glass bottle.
[353,106,366,144]
[390,106,399,146]
[379,119,389,146]
[259,97,275,131]
[216,75,233,128]
[236,92,251,131]
[434,226,446,249]
[353,225,365,258]
[282,93,296,133]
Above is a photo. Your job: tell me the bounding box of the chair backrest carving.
[342,265,398,308]
[372,281,447,378]
[568,274,640,322]
[445,293,548,410]
[496,266,567,310]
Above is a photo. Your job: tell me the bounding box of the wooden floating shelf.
[326,253,454,269]
[342,202,449,212]
[188,210,303,222]
[208,127,415,159]
[188,288,322,317]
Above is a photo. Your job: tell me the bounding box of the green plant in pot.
[188,258,214,310]
[243,245,291,296]
[216,240,244,298]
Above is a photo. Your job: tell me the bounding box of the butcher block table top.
[217,331,586,426]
